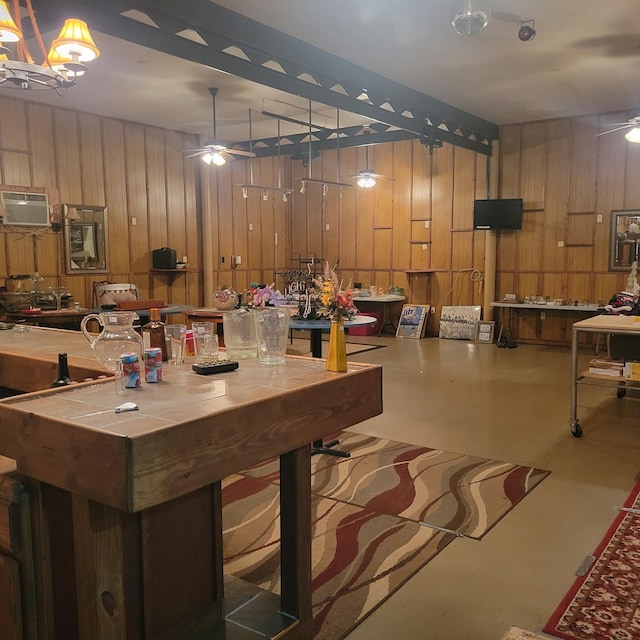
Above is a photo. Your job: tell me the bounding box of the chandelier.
[0,0,99,92]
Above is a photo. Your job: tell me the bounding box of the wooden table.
[184,307,225,345]
[0,328,382,639]
[7,307,92,330]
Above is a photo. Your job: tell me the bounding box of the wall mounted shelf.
[150,268,196,284]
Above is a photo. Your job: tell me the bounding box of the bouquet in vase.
[313,262,357,321]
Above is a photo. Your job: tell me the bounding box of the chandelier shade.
[0,1,99,92]
[0,1,21,42]
[52,19,99,63]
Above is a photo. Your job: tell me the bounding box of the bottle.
[51,353,73,387]
[142,308,168,361]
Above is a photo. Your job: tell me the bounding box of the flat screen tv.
[473,198,523,230]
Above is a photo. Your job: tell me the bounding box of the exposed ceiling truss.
[30,0,499,156]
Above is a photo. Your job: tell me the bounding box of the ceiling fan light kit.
[597,112,640,143]
[357,173,377,189]
[450,0,491,36]
[625,127,640,143]
[184,88,256,166]
[0,0,99,92]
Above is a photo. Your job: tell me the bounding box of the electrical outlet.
[249,223,253,231]
[182,255,188,263]
[430,307,436,313]
[540,311,546,320]
[325,223,330,231]
[131,217,137,226]
[558,240,564,247]
[422,243,427,249]
[596,214,603,223]
[235,255,242,265]
[424,220,430,229]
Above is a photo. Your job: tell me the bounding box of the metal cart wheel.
[571,421,583,438]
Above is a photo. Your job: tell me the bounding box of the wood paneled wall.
[1,92,634,345]
[0,95,201,309]
[497,112,636,344]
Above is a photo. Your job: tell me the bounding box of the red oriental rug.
[544,481,640,640]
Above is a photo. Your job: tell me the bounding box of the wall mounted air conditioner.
[0,191,50,227]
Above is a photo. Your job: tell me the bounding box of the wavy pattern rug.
[238,431,550,539]
[544,480,640,640]
[222,434,549,639]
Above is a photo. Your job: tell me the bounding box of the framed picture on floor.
[475,321,495,343]
[396,304,430,338]
[438,305,482,340]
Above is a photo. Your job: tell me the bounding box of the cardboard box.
[624,361,640,380]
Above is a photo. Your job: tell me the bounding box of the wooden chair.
[92,281,139,309]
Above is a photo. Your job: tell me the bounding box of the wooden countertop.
[0,334,382,513]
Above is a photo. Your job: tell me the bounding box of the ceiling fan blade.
[184,150,209,158]
[596,124,635,136]
[227,148,257,158]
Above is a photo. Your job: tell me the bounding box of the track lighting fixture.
[518,20,536,42]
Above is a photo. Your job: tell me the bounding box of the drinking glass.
[192,322,219,363]
[50,286,67,311]
[165,324,187,365]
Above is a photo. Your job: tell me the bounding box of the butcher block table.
[0,327,382,639]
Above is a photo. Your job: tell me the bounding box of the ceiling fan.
[349,144,394,189]
[183,88,256,165]
[597,112,640,143]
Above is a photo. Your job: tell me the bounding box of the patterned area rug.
[544,480,640,640]
[223,434,549,639]
[238,432,550,539]
[502,626,551,640]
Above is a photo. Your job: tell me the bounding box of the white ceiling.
[6,0,640,145]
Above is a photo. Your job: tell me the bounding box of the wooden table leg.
[279,445,312,626]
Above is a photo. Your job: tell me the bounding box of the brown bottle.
[142,308,168,361]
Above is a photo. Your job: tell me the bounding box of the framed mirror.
[63,204,109,274]
[610,209,640,271]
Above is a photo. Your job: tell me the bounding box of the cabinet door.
[0,553,23,640]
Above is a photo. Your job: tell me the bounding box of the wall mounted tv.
[473,198,523,230]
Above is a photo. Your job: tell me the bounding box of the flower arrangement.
[313,262,357,321]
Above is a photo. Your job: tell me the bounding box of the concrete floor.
[339,334,640,640]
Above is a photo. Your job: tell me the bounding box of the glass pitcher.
[80,311,143,371]
[222,308,257,359]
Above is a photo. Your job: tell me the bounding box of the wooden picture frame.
[475,320,495,343]
[396,304,430,338]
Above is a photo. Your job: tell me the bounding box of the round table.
[289,315,377,358]
[289,315,377,459]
